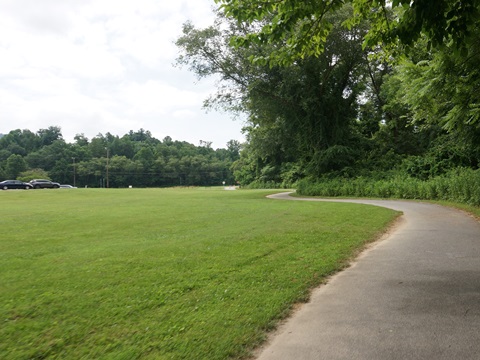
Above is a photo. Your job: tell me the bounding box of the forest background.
[0,127,241,188]
[1,1,479,205]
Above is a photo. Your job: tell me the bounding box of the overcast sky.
[0,0,245,149]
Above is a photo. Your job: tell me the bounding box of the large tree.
[215,0,480,64]
[392,40,480,133]
[5,154,27,179]
[177,6,372,181]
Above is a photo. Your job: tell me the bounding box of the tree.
[107,156,141,187]
[17,169,50,182]
[0,125,251,188]
[176,17,256,114]
[127,129,155,143]
[215,0,480,65]
[0,129,40,155]
[177,5,370,180]
[226,140,241,161]
[89,135,108,158]
[5,154,27,179]
[37,126,62,146]
[74,133,89,147]
[393,40,480,132]
[112,136,135,159]
[25,140,68,171]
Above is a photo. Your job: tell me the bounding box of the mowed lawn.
[1,188,399,359]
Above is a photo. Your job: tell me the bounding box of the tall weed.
[297,168,480,206]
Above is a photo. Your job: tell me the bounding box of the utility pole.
[106,148,109,188]
[72,157,76,187]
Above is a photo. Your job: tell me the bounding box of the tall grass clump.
[297,168,480,206]
[243,180,293,189]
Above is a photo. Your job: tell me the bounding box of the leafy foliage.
[177,5,375,184]
[175,3,480,194]
[297,168,480,206]
[0,128,240,187]
[215,0,480,65]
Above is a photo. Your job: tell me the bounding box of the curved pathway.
[256,193,480,360]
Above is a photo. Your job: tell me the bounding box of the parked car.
[29,179,61,189]
[60,184,77,188]
[0,180,34,190]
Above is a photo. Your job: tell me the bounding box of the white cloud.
[173,109,197,119]
[0,0,244,148]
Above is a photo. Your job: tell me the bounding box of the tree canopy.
[3,2,479,191]
[215,0,480,65]
[0,128,240,188]
[176,2,479,187]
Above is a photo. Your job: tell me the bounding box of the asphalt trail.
[255,193,480,360]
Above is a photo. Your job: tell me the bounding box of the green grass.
[1,188,398,359]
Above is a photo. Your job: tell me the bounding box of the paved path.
[256,193,480,360]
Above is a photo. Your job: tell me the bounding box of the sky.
[0,0,245,149]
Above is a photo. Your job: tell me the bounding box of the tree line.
[0,127,241,188]
[175,1,480,193]
[2,1,479,199]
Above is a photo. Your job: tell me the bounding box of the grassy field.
[1,188,398,359]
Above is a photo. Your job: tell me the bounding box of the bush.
[17,168,50,182]
[297,168,480,206]
[244,180,287,189]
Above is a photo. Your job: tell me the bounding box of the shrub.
[17,168,50,182]
[297,168,480,206]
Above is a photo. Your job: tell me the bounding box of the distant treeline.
[0,127,241,188]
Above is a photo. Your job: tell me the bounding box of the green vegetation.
[297,168,480,206]
[2,3,476,356]
[176,2,479,206]
[0,188,398,359]
[2,2,479,205]
[0,128,241,188]
[215,0,479,66]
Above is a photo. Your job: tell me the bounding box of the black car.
[29,179,61,189]
[0,180,34,190]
